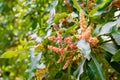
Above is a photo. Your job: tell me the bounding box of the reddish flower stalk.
[48,36,57,42]
[79,12,87,33]
[63,54,73,70]
[69,43,76,49]
[48,45,65,53]
[64,36,73,44]
[75,35,82,40]
[57,52,64,63]
[64,0,72,12]
[57,32,63,44]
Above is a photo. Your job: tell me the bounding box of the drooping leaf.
[111,49,120,62]
[74,59,86,80]
[77,39,91,60]
[104,52,120,73]
[101,43,118,55]
[26,48,43,80]
[89,0,113,17]
[99,17,120,35]
[46,0,58,30]
[112,32,120,46]
[89,53,105,80]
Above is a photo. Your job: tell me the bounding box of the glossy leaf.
[90,54,105,80]
[74,59,86,80]
[112,32,120,46]
[99,17,120,35]
[86,62,96,80]
[77,40,91,60]
[89,0,113,17]
[101,43,118,55]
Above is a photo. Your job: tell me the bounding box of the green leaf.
[99,17,120,35]
[112,32,120,46]
[74,59,86,80]
[1,50,17,58]
[53,13,68,24]
[89,0,113,17]
[77,40,91,60]
[86,60,96,80]
[64,23,78,36]
[72,0,80,12]
[72,0,85,15]
[89,54,105,80]
[26,48,43,80]
[111,49,120,62]
[104,53,120,73]
[101,43,118,55]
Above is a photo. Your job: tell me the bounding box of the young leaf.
[1,50,17,58]
[74,59,86,80]
[77,39,91,60]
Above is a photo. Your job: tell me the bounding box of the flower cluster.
[48,31,78,70]
[47,11,99,70]
[77,12,99,46]
[48,45,66,53]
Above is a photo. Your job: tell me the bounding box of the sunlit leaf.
[77,40,91,60]
[101,43,118,55]
[74,59,86,80]
[99,17,120,35]
[72,0,80,12]
[1,50,17,58]
[89,0,113,17]
[112,32,120,46]
[26,48,43,80]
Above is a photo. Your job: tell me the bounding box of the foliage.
[0,0,120,80]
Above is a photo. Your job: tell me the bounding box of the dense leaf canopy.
[0,0,120,80]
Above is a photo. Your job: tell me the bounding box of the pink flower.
[64,37,73,44]
[48,45,66,53]
[69,43,76,49]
